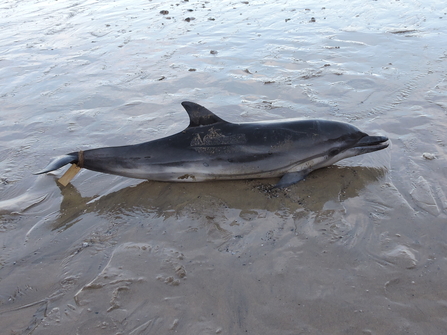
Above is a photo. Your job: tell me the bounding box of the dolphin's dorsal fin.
[181,101,228,127]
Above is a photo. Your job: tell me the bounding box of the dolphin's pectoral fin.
[181,101,229,127]
[274,171,309,188]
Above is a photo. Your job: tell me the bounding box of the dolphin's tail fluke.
[34,153,78,175]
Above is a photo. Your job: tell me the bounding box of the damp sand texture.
[1,0,447,334]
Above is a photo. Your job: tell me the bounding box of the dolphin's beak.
[354,135,389,153]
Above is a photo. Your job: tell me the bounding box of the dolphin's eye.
[329,148,341,156]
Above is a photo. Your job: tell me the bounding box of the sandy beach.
[1,0,447,334]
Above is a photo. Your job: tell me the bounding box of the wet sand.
[1,0,447,334]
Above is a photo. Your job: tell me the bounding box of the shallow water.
[1,0,447,334]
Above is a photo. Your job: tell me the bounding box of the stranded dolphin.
[35,101,389,188]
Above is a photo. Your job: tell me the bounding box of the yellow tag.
[57,164,81,186]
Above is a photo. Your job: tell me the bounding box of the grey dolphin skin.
[35,101,389,188]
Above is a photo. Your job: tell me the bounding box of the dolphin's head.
[304,120,389,169]
[326,133,389,165]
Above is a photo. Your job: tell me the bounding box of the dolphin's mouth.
[353,135,389,153]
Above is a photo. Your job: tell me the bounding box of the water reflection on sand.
[1,0,447,334]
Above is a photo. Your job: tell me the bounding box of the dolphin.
[35,101,389,188]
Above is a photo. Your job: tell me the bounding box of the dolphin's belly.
[100,153,329,182]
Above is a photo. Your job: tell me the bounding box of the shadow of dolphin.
[50,165,387,231]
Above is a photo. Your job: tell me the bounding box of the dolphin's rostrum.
[35,101,389,187]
